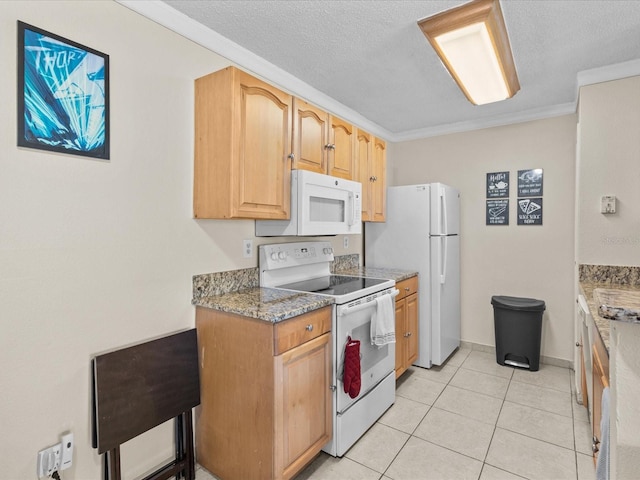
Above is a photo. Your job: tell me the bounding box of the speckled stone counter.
[194,287,333,323]
[578,264,640,353]
[191,255,416,323]
[334,266,418,283]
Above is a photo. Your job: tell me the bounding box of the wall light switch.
[601,195,616,214]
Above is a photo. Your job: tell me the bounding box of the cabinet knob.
[405,287,410,291]
[329,385,337,392]
[324,144,336,150]
[369,175,378,182]
[404,332,412,337]
[576,342,582,347]
[287,153,295,161]
[305,324,313,332]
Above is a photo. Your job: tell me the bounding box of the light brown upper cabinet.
[194,66,293,219]
[292,98,355,180]
[357,129,387,222]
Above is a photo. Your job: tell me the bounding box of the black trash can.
[491,295,546,371]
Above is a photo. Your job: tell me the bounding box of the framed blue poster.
[17,21,110,159]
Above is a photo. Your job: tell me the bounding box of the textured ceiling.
[160,0,640,139]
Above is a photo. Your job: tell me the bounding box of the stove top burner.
[278,275,388,297]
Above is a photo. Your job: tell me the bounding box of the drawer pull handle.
[306,324,314,332]
[405,287,410,291]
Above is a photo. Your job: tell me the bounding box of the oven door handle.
[337,289,399,317]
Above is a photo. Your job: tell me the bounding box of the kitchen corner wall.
[576,75,640,266]
[0,2,357,479]
[388,115,577,363]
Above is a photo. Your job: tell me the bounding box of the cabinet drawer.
[274,306,332,355]
[396,276,418,300]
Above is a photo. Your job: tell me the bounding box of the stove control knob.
[270,252,279,261]
[323,247,333,255]
[278,251,287,260]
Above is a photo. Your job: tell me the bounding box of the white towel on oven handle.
[370,293,395,346]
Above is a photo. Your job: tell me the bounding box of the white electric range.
[259,241,398,457]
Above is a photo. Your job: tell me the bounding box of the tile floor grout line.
[478,362,511,478]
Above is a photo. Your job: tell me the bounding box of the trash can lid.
[491,295,546,312]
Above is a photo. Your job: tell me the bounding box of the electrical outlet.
[37,443,61,478]
[343,236,349,249]
[60,432,74,470]
[243,239,253,258]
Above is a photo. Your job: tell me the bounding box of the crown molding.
[577,58,640,89]
[390,102,577,141]
[115,1,638,144]
[115,0,393,140]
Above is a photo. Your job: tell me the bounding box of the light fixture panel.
[418,0,520,105]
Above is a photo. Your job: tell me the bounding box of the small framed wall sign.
[517,169,543,197]
[517,197,543,225]
[486,171,509,198]
[486,199,509,225]
[17,21,110,159]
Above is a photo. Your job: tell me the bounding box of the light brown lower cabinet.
[195,306,332,480]
[394,276,419,378]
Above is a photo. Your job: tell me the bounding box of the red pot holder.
[343,336,361,399]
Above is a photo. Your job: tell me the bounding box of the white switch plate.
[343,236,349,249]
[601,195,616,214]
[37,443,61,478]
[243,239,253,258]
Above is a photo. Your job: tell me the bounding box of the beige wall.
[0,2,358,478]
[576,76,640,266]
[388,115,577,362]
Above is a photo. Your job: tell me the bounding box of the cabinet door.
[328,116,355,180]
[194,67,292,219]
[275,333,332,479]
[356,129,373,222]
[406,293,419,366]
[394,298,406,378]
[234,70,293,219]
[370,138,387,222]
[292,98,329,175]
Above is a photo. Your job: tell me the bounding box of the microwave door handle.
[348,192,356,226]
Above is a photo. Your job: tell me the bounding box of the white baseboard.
[459,341,574,370]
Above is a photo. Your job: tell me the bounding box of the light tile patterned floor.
[196,347,597,480]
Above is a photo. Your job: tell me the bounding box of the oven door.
[335,289,398,413]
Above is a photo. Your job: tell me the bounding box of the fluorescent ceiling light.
[418,0,520,105]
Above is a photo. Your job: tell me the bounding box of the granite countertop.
[334,266,418,282]
[193,287,333,323]
[579,282,640,352]
[192,258,417,324]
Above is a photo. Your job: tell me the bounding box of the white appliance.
[255,170,362,237]
[259,241,397,457]
[365,183,461,368]
[576,295,593,416]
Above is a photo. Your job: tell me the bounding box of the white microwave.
[255,170,362,236]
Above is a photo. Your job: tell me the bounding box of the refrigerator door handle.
[440,236,447,284]
[441,187,448,235]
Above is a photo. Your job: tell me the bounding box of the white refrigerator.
[365,183,460,368]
